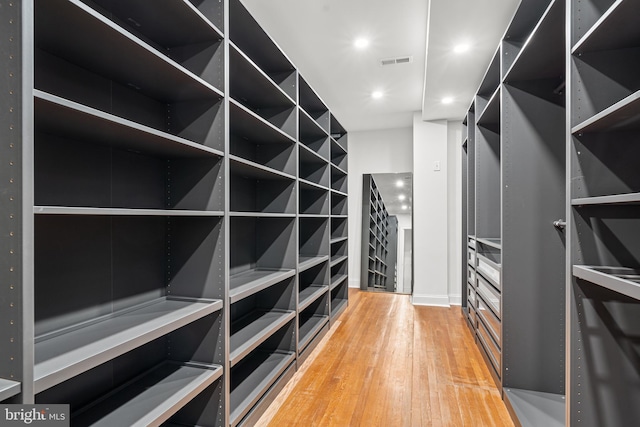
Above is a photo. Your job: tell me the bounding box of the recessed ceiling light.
[453,43,470,54]
[398,194,406,201]
[354,37,370,49]
[395,180,404,188]
[442,96,454,104]
[372,90,384,99]
[401,205,408,210]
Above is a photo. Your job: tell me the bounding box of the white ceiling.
[373,173,413,216]
[242,0,520,133]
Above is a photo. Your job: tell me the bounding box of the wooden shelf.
[34,206,224,217]
[504,388,565,427]
[572,90,640,134]
[0,379,20,402]
[572,0,637,54]
[299,286,329,312]
[299,255,330,272]
[37,0,223,101]
[72,361,222,427]
[298,315,329,352]
[572,192,640,206]
[230,351,295,427]
[229,269,296,303]
[34,297,222,393]
[230,310,296,366]
[34,91,223,158]
[573,265,640,300]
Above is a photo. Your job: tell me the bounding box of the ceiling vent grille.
[380,56,413,66]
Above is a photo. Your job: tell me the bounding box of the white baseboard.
[348,279,360,288]
[411,294,451,307]
[448,295,462,306]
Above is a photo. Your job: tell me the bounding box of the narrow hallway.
[258,289,513,426]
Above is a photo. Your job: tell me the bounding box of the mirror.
[360,173,413,294]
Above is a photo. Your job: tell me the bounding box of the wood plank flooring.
[256,289,513,427]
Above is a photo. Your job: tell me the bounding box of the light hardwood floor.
[256,289,514,427]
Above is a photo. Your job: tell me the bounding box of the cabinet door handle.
[553,219,566,230]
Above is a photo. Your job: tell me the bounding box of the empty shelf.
[299,255,330,272]
[299,315,329,352]
[572,0,639,54]
[0,379,20,401]
[229,212,296,218]
[229,269,296,303]
[34,91,223,158]
[299,179,329,191]
[504,388,565,427]
[331,274,348,290]
[300,143,329,165]
[37,0,222,102]
[90,0,223,47]
[299,286,329,312]
[330,236,348,244]
[34,297,222,393]
[572,91,640,133]
[230,310,295,366]
[330,255,348,267]
[331,163,348,176]
[230,99,296,145]
[572,192,640,206]
[230,351,295,426]
[476,237,502,250]
[34,206,224,216]
[229,43,295,112]
[331,299,348,318]
[477,88,500,131]
[299,108,329,139]
[72,361,222,427]
[331,189,348,197]
[573,265,640,300]
[230,155,296,181]
[503,0,564,82]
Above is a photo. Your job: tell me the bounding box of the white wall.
[347,127,413,289]
[346,118,463,306]
[447,121,463,305]
[394,213,412,293]
[411,115,450,306]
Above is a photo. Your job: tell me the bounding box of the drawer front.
[477,275,500,318]
[468,286,476,308]
[478,318,501,374]
[469,305,477,327]
[468,237,476,250]
[468,269,476,288]
[468,249,476,267]
[478,297,500,346]
[477,256,500,289]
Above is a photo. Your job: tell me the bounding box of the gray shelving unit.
[360,175,388,290]
[463,1,566,425]
[0,0,348,426]
[568,0,640,425]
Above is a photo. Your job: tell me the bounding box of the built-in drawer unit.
[468,286,477,308]
[476,275,500,318]
[467,268,476,288]
[476,254,500,289]
[468,236,476,250]
[477,316,500,375]
[468,248,476,268]
[477,296,500,347]
[469,305,477,326]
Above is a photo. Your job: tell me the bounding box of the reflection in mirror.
[360,173,413,294]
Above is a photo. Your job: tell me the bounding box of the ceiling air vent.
[380,56,413,66]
